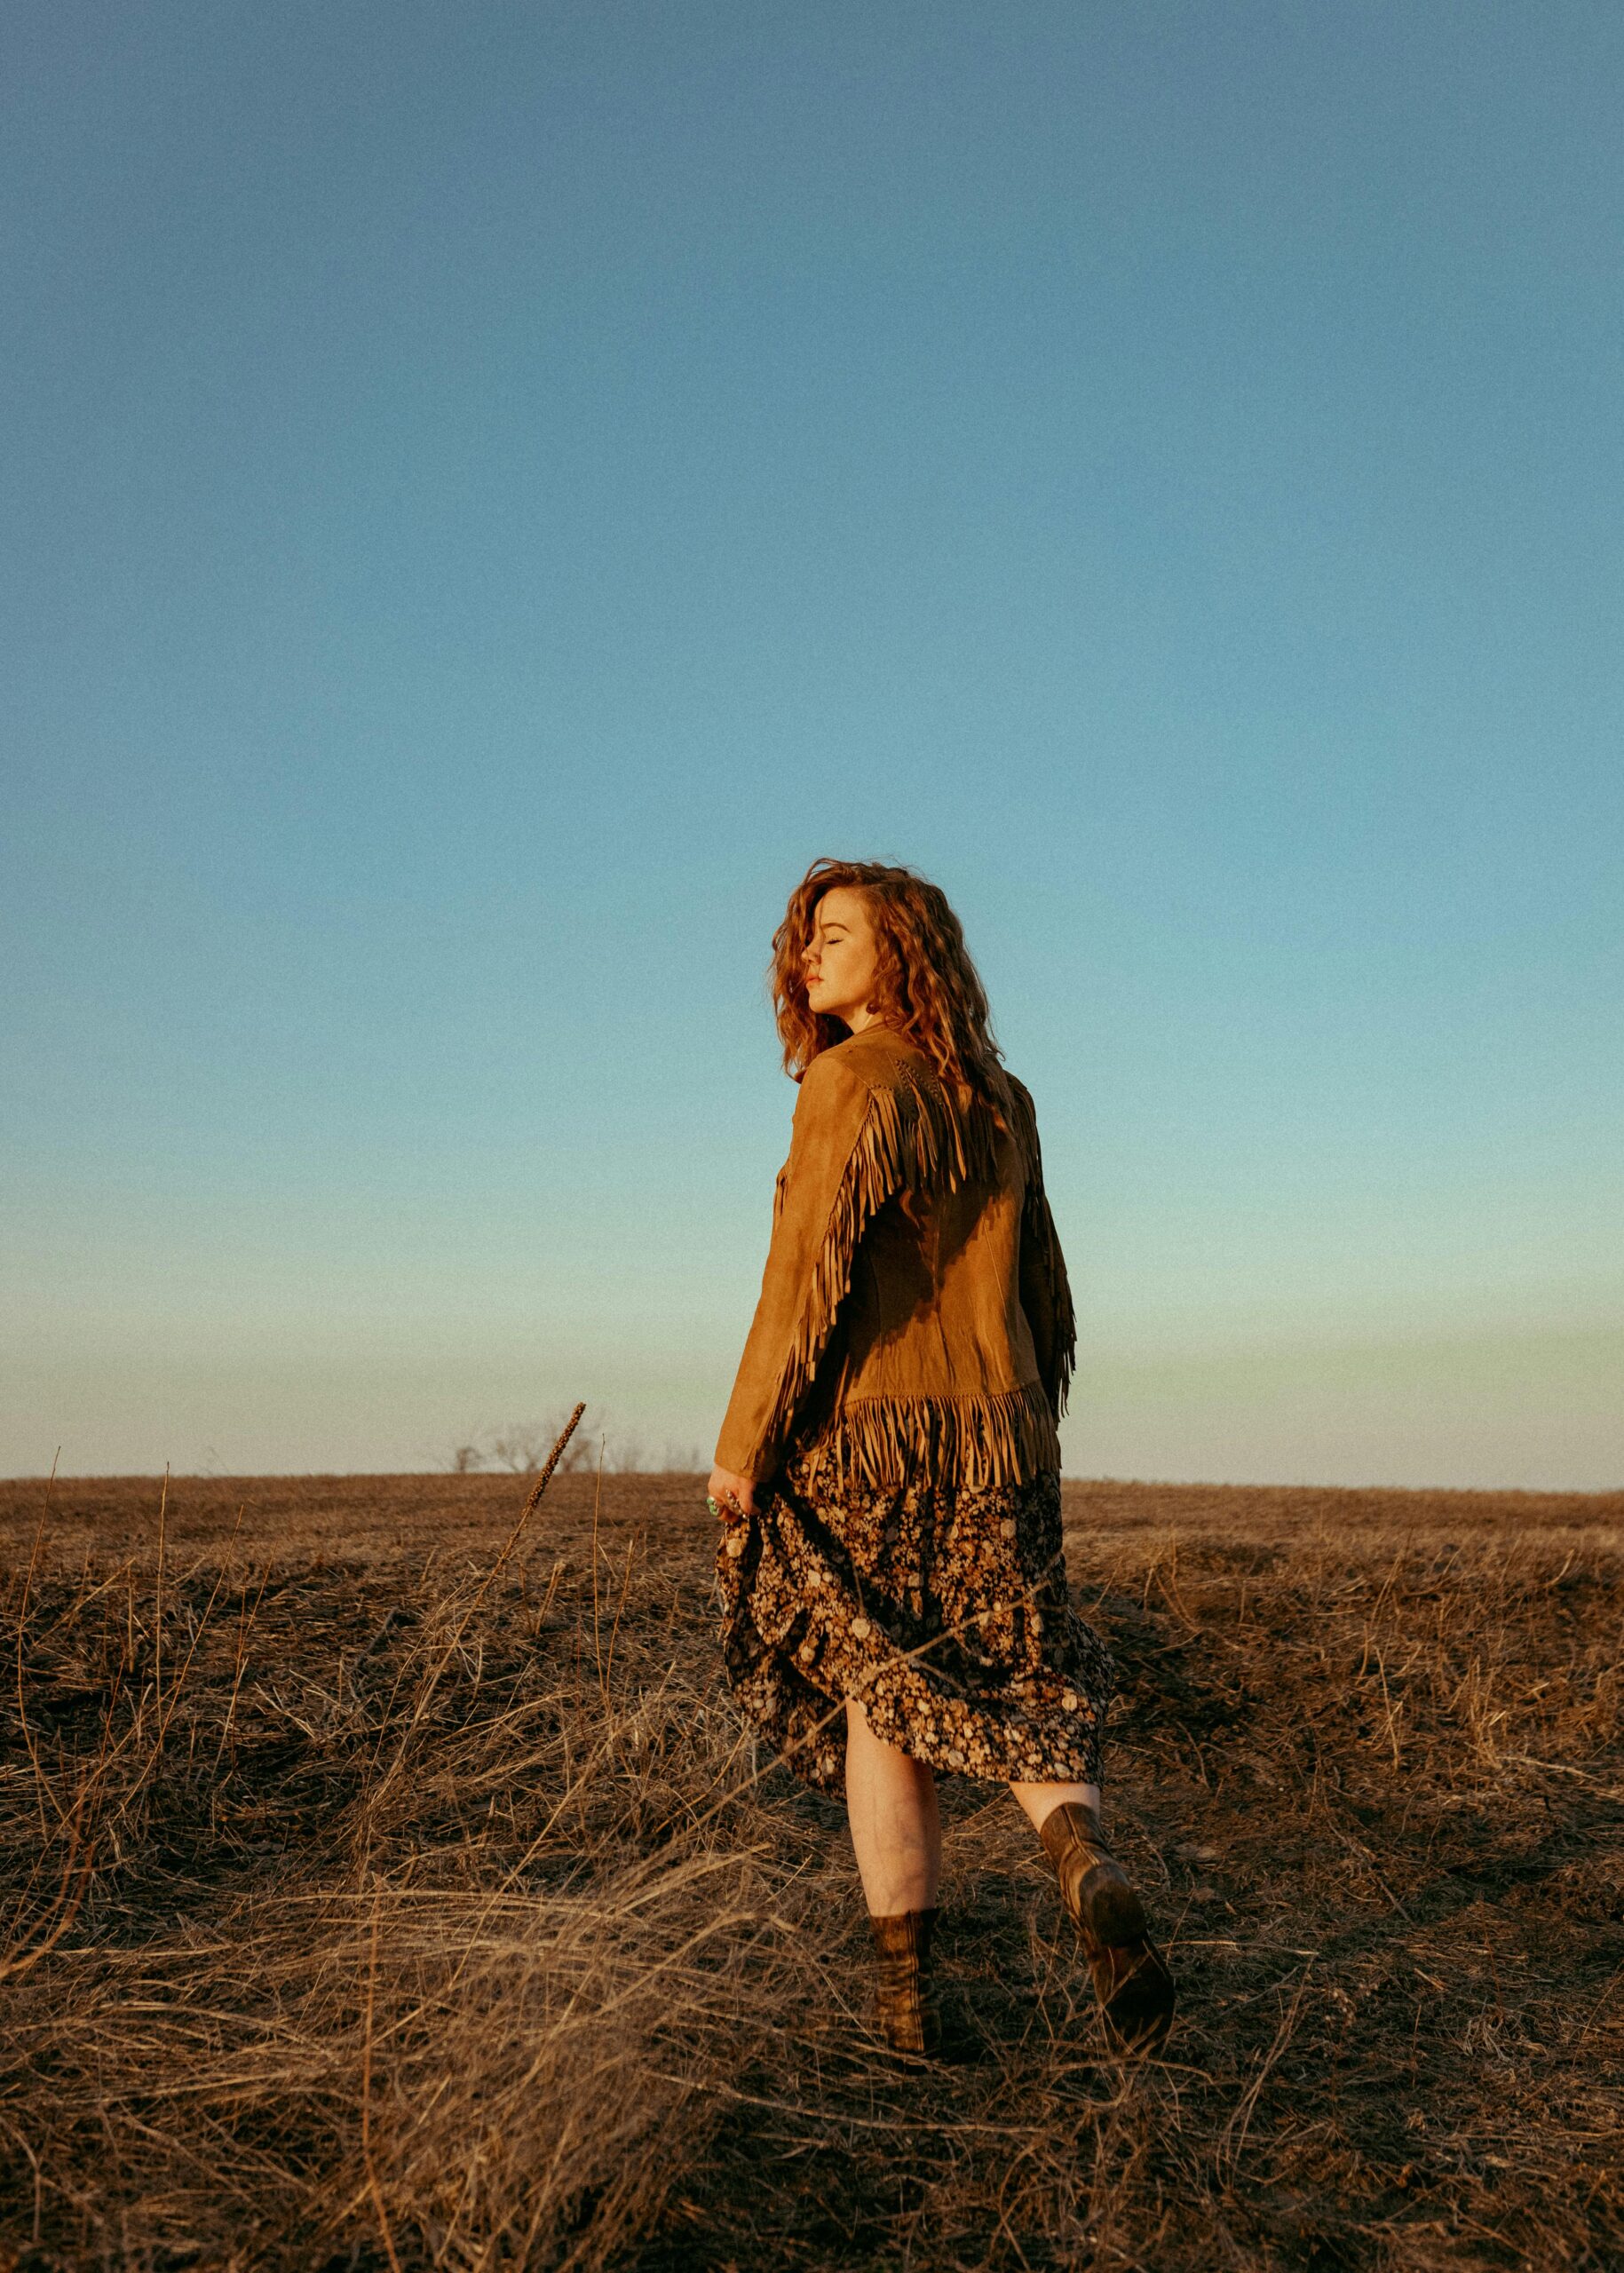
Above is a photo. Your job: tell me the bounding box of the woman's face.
[803,886,883,1031]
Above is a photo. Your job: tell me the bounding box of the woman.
[708,858,1176,2060]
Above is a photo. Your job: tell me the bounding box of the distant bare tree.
[446,1412,701,1477]
[604,1433,646,1475]
[605,1434,705,1474]
[487,1412,597,1476]
[485,1425,543,1475]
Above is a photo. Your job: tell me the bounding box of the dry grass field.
[1,1460,1620,2271]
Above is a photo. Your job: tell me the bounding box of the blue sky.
[4,1,1620,1485]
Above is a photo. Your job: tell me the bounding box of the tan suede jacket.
[714,1023,1075,1493]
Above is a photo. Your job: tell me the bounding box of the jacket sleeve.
[714,1049,873,1482]
[1013,1086,1077,1419]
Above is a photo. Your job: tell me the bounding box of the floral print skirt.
[715,1445,1115,1795]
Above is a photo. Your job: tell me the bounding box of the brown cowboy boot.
[1039,1802,1176,2055]
[867,1906,943,2057]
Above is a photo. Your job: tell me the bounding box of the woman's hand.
[707,1464,757,1523]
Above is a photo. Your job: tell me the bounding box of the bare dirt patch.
[1,1471,1620,2269]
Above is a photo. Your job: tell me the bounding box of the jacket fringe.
[797,1382,1062,1494]
[756,1061,1022,1474]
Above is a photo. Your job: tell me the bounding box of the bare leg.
[844,1696,941,1913]
[1010,1778,1103,1833]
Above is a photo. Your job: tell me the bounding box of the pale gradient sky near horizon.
[4,2,1620,1487]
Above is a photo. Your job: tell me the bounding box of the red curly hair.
[770,858,1016,1121]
